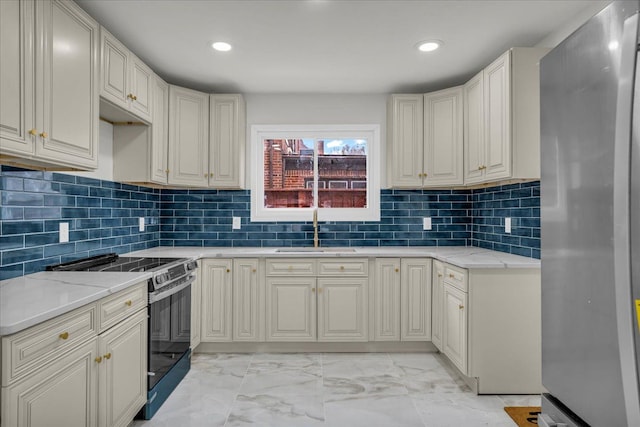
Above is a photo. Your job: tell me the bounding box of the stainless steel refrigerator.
[540,1,640,426]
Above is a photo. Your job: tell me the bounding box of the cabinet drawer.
[1,303,98,386]
[444,264,467,292]
[266,259,316,276]
[97,281,147,332]
[318,259,369,276]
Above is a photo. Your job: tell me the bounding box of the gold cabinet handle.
[449,274,455,278]
[312,288,316,293]
[318,288,323,294]
[133,95,138,100]
[127,93,135,100]
[288,266,293,270]
[252,268,257,273]
[29,128,38,136]
[40,132,48,138]
[165,169,169,174]
[437,273,443,277]
[226,268,231,273]
[59,332,69,340]
[125,300,132,306]
[459,305,464,310]
[104,353,112,360]
[209,173,214,177]
[95,356,103,363]
[340,266,345,270]
[395,268,400,273]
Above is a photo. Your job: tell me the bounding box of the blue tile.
[2,221,43,235]
[0,177,24,191]
[2,191,44,206]
[25,232,58,247]
[59,183,89,196]
[0,235,24,250]
[1,207,24,220]
[0,264,24,280]
[2,247,43,264]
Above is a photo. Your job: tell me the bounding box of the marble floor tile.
[131,352,539,427]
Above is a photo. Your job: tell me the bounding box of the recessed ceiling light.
[417,40,442,52]
[212,42,232,52]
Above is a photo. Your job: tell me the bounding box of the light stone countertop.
[0,246,538,336]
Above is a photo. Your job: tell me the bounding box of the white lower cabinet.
[190,261,202,349]
[200,259,233,342]
[431,260,445,350]
[372,258,431,342]
[233,259,264,341]
[1,283,148,427]
[265,259,368,342]
[98,309,147,427]
[266,276,317,342]
[442,280,468,374]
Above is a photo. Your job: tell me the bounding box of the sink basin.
[275,248,356,253]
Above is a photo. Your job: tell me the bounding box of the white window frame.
[250,124,380,222]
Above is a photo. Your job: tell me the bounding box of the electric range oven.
[47,253,198,419]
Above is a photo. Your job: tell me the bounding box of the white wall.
[245,93,388,187]
[536,1,611,48]
[69,120,114,181]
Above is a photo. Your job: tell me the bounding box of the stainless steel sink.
[275,248,356,253]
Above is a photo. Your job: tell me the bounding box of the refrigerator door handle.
[613,9,640,427]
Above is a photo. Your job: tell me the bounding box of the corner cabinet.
[100,27,153,123]
[387,89,463,188]
[0,0,99,170]
[372,258,431,342]
[168,85,210,187]
[464,47,550,184]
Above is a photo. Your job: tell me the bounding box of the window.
[251,125,380,222]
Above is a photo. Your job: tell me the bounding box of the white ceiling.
[76,0,609,94]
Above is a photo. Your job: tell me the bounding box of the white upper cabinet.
[209,94,246,189]
[464,47,549,184]
[100,27,153,123]
[387,94,424,188]
[168,85,210,187]
[423,87,464,186]
[150,74,169,184]
[388,88,463,188]
[0,0,99,170]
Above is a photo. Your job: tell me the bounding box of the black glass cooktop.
[46,253,182,273]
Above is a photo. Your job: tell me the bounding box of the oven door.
[148,275,193,390]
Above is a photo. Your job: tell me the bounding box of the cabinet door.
[424,87,464,186]
[168,85,209,186]
[98,309,147,427]
[3,338,99,427]
[36,0,99,169]
[443,283,467,374]
[190,261,202,349]
[400,258,432,341]
[100,28,129,110]
[233,258,264,341]
[150,74,169,184]
[463,70,485,184]
[129,55,153,123]
[0,0,36,156]
[372,258,400,341]
[266,277,316,342]
[317,278,368,342]
[483,50,511,181]
[431,261,445,351]
[388,94,424,187]
[209,94,245,188]
[200,259,233,342]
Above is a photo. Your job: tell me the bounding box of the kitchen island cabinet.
[0,0,99,171]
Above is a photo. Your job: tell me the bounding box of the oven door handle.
[148,274,195,304]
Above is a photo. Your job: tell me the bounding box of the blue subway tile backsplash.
[0,165,541,280]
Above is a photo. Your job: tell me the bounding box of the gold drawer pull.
[395,268,400,273]
[226,268,231,273]
[59,332,69,340]
[104,352,112,360]
[318,288,323,294]
[449,274,455,279]
[438,273,443,277]
[95,356,103,364]
[459,305,464,310]
[125,300,132,307]
[252,268,257,273]
[29,128,37,136]
[340,266,345,270]
[40,132,48,138]
[312,288,316,293]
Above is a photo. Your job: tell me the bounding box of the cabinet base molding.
[195,341,436,354]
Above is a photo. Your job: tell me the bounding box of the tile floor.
[131,352,541,427]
